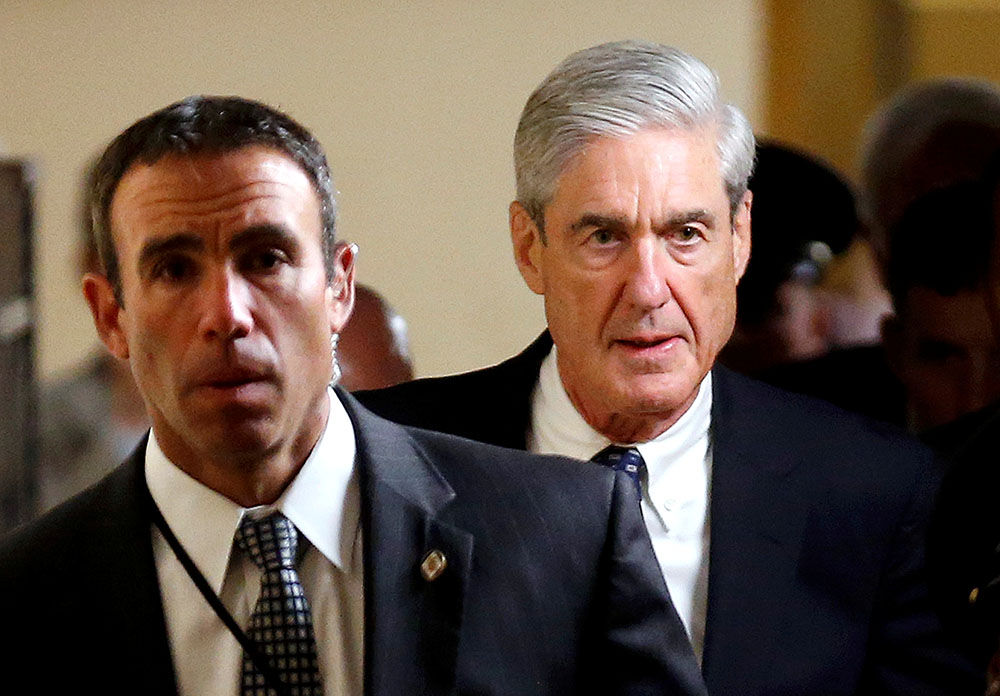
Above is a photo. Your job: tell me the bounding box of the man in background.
[721,141,857,375]
[337,283,414,391]
[882,181,1000,432]
[860,78,1000,273]
[360,40,979,695]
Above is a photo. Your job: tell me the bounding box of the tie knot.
[592,445,643,472]
[235,511,299,572]
[591,445,646,501]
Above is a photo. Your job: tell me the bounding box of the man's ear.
[510,201,546,295]
[732,190,752,283]
[327,242,357,334]
[82,272,130,360]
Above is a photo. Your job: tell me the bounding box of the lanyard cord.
[144,486,293,696]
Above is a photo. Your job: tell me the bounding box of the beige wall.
[1,0,763,382]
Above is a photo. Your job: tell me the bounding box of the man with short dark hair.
[360,40,979,695]
[0,96,704,696]
[882,181,1000,431]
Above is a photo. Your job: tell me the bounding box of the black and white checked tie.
[591,445,646,502]
[235,512,324,696]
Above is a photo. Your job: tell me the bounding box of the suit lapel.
[701,368,809,693]
[341,392,474,696]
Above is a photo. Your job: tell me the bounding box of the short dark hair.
[887,180,995,313]
[90,95,337,302]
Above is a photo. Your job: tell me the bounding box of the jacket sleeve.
[592,471,708,696]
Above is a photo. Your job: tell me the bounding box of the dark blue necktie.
[591,445,646,502]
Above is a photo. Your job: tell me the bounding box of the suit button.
[421,549,448,581]
[970,587,980,605]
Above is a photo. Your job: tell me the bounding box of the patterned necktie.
[591,445,646,502]
[235,512,324,696]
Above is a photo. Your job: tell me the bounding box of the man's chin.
[611,374,701,419]
[190,412,282,456]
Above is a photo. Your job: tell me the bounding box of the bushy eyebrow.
[137,225,301,275]
[570,214,629,234]
[661,209,716,230]
[569,209,718,235]
[228,224,301,254]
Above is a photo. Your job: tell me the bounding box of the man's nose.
[624,236,672,310]
[198,266,253,341]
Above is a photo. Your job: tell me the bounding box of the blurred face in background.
[885,286,1000,431]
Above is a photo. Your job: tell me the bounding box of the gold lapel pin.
[420,549,448,582]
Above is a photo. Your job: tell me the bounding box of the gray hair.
[514,40,755,231]
[859,77,1000,233]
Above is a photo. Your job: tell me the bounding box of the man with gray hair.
[360,40,979,694]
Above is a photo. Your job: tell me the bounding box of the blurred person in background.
[734,143,907,425]
[36,163,148,512]
[882,181,1000,432]
[926,161,1000,684]
[761,80,1000,430]
[859,78,1000,276]
[721,142,855,375]
[337,283,414,391]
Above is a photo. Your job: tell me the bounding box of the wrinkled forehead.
[109,146,319,243]
[549,127,727,207]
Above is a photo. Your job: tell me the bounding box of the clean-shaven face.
[94,145,352,472]
[514,127,750,441]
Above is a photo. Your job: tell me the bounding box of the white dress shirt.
[147,387,364,696]
[528,348,712,661]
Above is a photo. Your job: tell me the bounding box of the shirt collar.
[530,345,712,460]
[145,387,359,594]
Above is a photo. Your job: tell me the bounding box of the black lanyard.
[144,485,293,696]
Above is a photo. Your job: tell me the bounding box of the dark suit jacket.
[359,333,981,695]
[0,390,705,696]
[925,400,1000,668]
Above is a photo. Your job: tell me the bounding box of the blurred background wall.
[0,0,765,383]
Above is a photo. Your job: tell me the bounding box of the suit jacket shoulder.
[924,399,1000,665]
[356,332,550,449]
[0,448,177,694]
[706,367,977,694]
